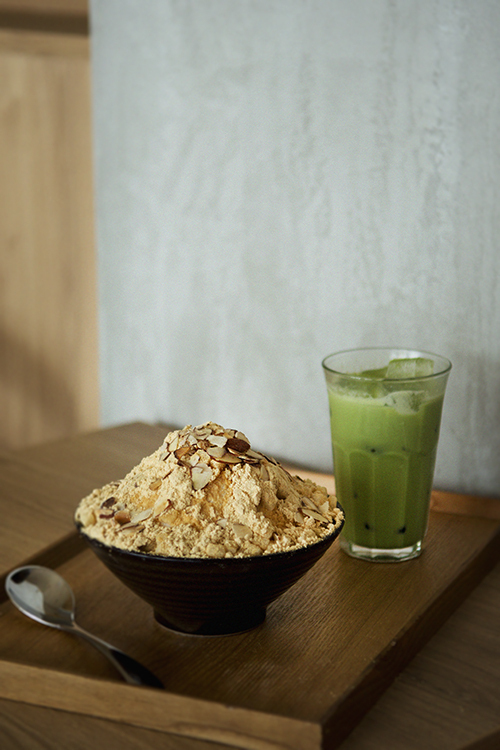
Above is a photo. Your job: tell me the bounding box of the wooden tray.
[1,423,499,749]
[1,517,499,749]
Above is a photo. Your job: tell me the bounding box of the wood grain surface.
[0,422,499,750]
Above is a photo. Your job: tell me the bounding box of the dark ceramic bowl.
[76,510,344,636]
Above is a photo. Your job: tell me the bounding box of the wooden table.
[0,422,499,750]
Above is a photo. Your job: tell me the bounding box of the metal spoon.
[5,565,163,689]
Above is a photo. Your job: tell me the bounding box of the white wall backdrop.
[90,0,500,496]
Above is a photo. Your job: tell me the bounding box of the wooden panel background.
[0,0,99,450]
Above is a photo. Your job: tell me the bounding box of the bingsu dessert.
[75,422,344,559]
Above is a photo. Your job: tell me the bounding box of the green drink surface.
[328,385,444,550]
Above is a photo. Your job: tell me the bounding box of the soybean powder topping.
[75,422,343,559]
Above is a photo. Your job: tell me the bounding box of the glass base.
[340,537,423,562]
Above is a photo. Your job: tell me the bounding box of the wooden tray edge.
[0,661,321,750]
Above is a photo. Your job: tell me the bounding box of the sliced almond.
[215,452,242,465]
[154,497,172,515]
[153,497,172,516]
[301,496,318,510]
[132,508,153,523]
[232,522,252,539]
[175,444,191,459]
[191,463,213,490]
[194,426,211,438]
[100,496,116,509]
[119,523,145,533]
[149,478,162,491]
[207,445,226,458]
[302,508,328,522]
[226,436,250,454]
[114,510,132,525]
[247,448,265,461]
[216,518,228,528]
[241,454,260,465]
[208,434,227,448]
[262,452,278,465]
[168,434,180,452]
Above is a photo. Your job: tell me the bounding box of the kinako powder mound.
[75,422,344,559]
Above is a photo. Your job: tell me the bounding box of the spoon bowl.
[5,565,163,689]
[6,565,75,629]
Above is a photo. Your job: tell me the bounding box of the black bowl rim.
[75,502,344,566]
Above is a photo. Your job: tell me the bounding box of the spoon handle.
[68,623,163,688]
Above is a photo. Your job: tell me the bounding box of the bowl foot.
[153,606,266,636]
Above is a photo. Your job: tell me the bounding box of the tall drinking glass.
[322,348,451,562]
